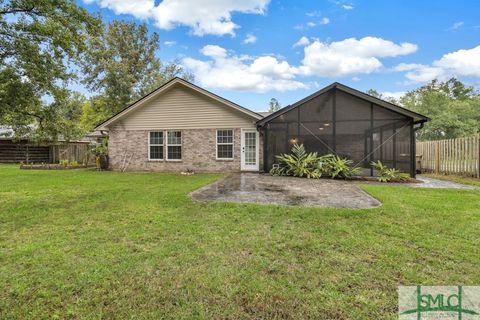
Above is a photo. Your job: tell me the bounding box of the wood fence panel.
[0,144,50,163]
[416,135,480,177]
[51,143,94,165]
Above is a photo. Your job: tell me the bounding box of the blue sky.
[79,0,480,111]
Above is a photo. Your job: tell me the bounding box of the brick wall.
[109,128,263,172]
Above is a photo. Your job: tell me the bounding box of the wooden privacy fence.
[0,141,50,163]
[416,135,480,177]
[50,142,95,165]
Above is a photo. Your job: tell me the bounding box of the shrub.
[271,144,322,178]
[371,160,410,182]
[93,138,108,156]
[69,160,79,167]
[320,154,361,179]
[92,138,109,170]
[59,159,69,166]
[271,144,360,179]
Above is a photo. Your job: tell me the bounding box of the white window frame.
[148,131,164,161]
[216,129,234,160]
[166,130,182,161]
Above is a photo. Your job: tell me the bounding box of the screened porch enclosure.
[260,87,416,176]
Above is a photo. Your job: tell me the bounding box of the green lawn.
[1,165,479,319]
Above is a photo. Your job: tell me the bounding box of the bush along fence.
[416,135,480,177]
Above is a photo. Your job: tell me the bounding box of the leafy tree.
[79,96,111,133]
[400,78,479,140]
[0,0,100,140]
[268,98,281,112]
[366,89,382,98]
[81,20,193,130]
[38,91,86,141]
[366,89,398,104]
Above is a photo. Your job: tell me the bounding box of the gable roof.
[256,82,431,127]
[95,77,263,130]
[258,111,272,118]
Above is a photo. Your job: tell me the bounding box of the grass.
[422,173,480,187]
[0,165,479,319]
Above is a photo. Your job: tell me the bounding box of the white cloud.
[182,36,421,92]
[163,40,177,47]
[404,66,445,83]
[434,45,480,77]
[201,45,228,58]
[250,56,299,79]
[83,0,270,36]
[295,18,329,30]
[299,36,418,77]
[306,10,320,17]
[243,34,257,44]
[182,45,307,92]
[294,23,313,30]
[342,4,354,10]
[293,36,310,48]
[83,0,154,18]
[393,63,425,72]
[450,21,464,30]
[396,45,480,83]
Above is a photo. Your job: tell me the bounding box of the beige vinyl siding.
[110,84,257,130]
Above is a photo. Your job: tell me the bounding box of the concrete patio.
[413,175,478,189]
[190,173,477,209]
[190,173,382,209]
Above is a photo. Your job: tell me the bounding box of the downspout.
[412,122,426,178]
[413,122,425,132]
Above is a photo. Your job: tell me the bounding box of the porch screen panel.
[335,121,371,168]
[298,91,334,155]
[265,122,288,170]
[372,105,412,174]
[334,91,373,170]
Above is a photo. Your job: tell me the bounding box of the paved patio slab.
[412,175,478,189]
[190,173,382,209]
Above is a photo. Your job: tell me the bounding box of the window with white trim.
[149,131,163,160]
[167,131,182,160]
[216,129,233,159]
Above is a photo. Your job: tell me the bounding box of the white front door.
[241,129,259,171]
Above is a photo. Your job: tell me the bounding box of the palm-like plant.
[371,160,410,182]
[273,144,322,178]
[271,144,361,179]
[320,154,361,179]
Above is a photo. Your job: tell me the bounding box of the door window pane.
[244,131,256,165]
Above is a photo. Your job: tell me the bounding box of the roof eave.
[257,82,430,126]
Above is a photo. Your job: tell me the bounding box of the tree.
[38,91,86,141]
[366,89,382,98]
[79,96,111,133]
[81,20,193,130]
[366,89,398,104]
[400,78,479,140]
[268,98,281,112]
[0,0,100,140]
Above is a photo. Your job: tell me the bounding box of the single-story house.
[95,78,430,176]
